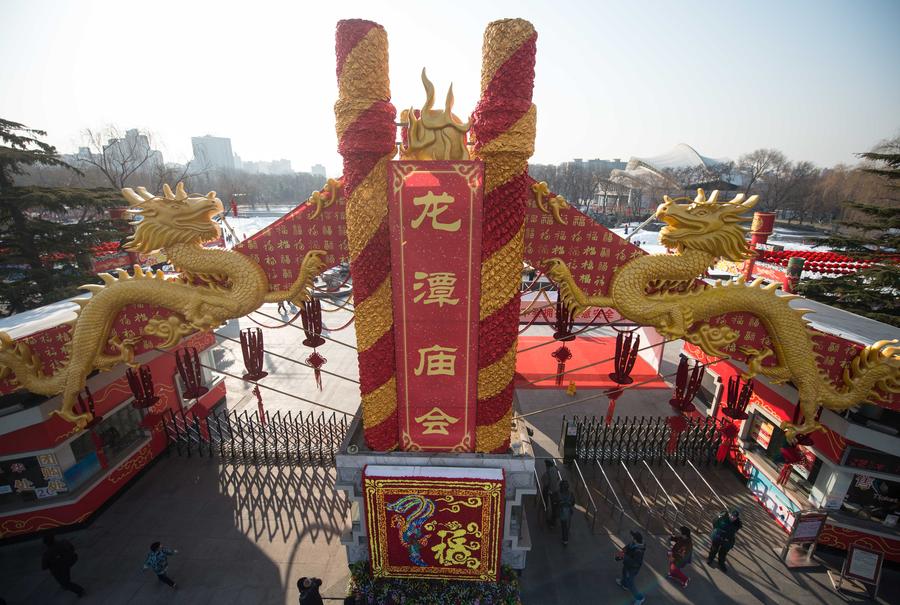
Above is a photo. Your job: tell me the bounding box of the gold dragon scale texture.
[0,183,326,428]
[545,189,900,442]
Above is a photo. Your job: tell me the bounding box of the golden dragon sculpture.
[0,183,326,427]
[545,189,900,441]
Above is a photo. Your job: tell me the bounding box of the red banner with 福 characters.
[388,161,483,452]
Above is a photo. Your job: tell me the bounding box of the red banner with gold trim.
[363,465,504,582]
[388,161,483,452]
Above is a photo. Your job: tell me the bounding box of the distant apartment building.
[240,159,293,175]
[103,129,164,172]
[191,135,234,171]
[311,164,326,178]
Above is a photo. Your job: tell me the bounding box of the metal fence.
[563,414,723,465]
[162,406,351,465]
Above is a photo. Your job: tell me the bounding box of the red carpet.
[515,336,668,389]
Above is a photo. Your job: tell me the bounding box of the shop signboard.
[842,446,900,476]
[749,413,774,449]
[0,453,67,505]
[830,544,884,598]
[779,511,828,566]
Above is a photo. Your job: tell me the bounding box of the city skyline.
[2,0,898,178]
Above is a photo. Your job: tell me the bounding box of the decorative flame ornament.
[175,347,208,399]
[300,299,327,390]
[605,331,640,425]
[669,356,705,413]
[126,365,159,410]
[400,68,470,161]
[551,297,576,386]
[240,328,268,381]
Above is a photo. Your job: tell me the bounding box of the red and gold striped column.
[334,20,398,451]
[471,19,537,453]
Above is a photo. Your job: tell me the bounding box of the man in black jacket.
[615,530,646,604]
[41,534,85,598]
[707,509,742,572]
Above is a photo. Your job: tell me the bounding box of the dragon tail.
[827,340,900,411]
[0,331,66,396]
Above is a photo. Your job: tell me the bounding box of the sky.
[1,0,899,178]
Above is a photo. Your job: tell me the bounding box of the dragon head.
[121,182,223,254]
[655,189,758,260]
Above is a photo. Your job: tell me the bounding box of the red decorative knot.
[240,327,268,381]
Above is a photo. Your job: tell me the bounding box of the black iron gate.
[562,415,722,465]
[162,406,351,465]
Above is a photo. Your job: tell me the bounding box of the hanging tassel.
[253,385,266,425]
[666,415,689,454]
[605,388,622,425]
[777,446,805,485]
[609,331,639,385]
[551,344,573,386]
[717,422,740,462]
[306,351,327,391]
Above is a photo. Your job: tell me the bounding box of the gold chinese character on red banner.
[414,406,460,435]
[414,345,458,376]
[413,272,459,306]
[411,192,461,232]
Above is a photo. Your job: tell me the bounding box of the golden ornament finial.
[400,68,470,161]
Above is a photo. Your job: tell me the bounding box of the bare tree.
[737,149,787,197]
[80,126,161,189]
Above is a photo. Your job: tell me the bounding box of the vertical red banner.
[388,161,483,452]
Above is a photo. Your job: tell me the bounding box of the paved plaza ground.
[2,306,897,603]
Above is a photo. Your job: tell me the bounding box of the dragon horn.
[162,183,175,199]
[207,191,217,199]
[694,189,707,204]
[121,188,145,207]
[135,187,155,200]
[741,195,759,209]
[175,182,187,200]
[706,190,720,204]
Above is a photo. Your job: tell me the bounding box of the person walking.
[541,460,560,527]
[557,480,576,546]
[41,534,85,598]
[143,541,178,588]
[667,526,693,588]
[707,509,742,572]
[297,576,323,605]
[615,530,646,605]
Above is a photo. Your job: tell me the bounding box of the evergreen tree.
[1,119,122,315]
[798,138,900,326]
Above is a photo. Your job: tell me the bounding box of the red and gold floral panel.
[363,466,504,581]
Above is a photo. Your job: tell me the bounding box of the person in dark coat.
[667,526,693,588]
[298,576,324,605]
[615,530,646,604]
[707,509,742,572]
[41,534,85,598]
[542,460,560,527]
[557,480,576,545]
